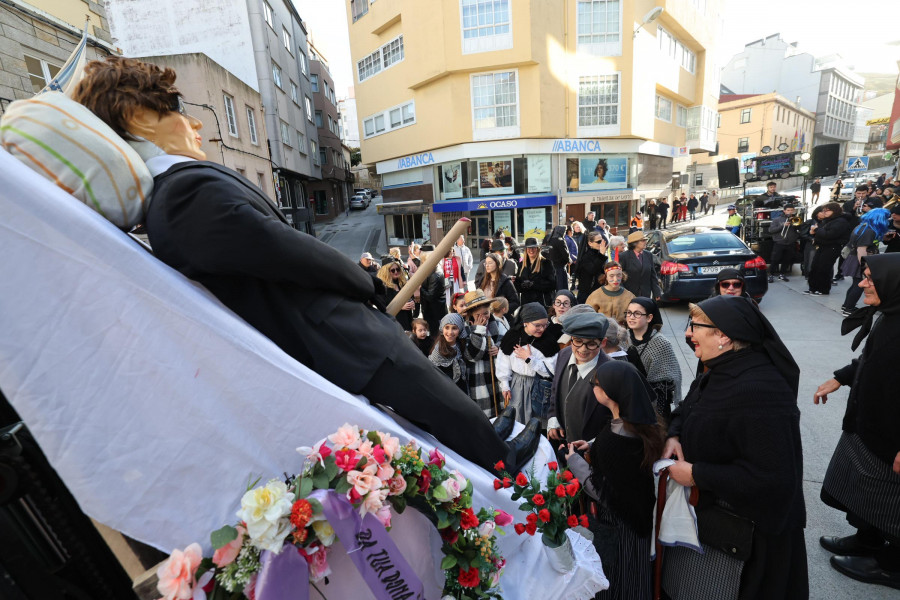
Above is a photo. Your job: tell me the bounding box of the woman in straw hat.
[462,289,504,416]
[619,231,660,299]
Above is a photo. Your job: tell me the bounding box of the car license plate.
[698,265,732,275]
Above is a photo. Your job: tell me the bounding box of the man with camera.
[769,204,801,282]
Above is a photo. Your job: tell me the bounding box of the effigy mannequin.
[71,56,539,472]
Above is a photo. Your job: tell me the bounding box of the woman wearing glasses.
[515,238,557,307]
[625,298,681,421]
[496,303,561,425]
[661,295,807,600]
[710,269,752,300]
[550,290,576,325]
[377,263,417,331]
[586,261,635,325]
[573,231,609,303]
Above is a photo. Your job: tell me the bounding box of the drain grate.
[320,232,335,244]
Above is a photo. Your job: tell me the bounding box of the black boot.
[505,418,542,474]
[492,405,517,441]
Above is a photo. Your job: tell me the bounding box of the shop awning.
[432,194,557,213]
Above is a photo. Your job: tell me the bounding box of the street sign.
[846,156,869,172]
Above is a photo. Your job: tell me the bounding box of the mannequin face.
[127,105,206,160]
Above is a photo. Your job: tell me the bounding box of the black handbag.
[695,502,755,562]
[529,376,553,419]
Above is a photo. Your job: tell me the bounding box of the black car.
[647,227,769,303]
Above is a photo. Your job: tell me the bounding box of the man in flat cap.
[547,312,613,455]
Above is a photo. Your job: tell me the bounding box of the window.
[246,107,259,145]
[311,140,319,164]
[305,96,313,121]
[329,88,337,105]
[577,74,619,132]
[389,108,401,128]
[402,102,415,124]
[327,116,335,133]
[311,74,319,92]
[676,104,688,127]
[298,51,308,76]
[351,0,368,22]
[296,130,306,154]
[257,172,265,192]
[357,35,404,82]
[23,55,61,93]
[657,26,695,73]
[472,71,519,137]
[740,108,751,124]
[737,137,749,153]
[272,62,283,89]
[460,0,513,53]
[223,94,238,137]
[374,114,386,133]
[576,0,621,55]
[280,121,292,147]
[654,95,672,122]
[263,1,274,29]
[694,173,703,186]
[323,81,329,99]
[364,119,375,137]
[315,111,323,128]
[290,81,299,103]
[362,101,416,139]
[319,149,327,164]
[717,113,721,128]
[282,27,292,52]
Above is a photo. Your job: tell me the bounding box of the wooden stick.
[487,335,499,417]
[386,218,471,316]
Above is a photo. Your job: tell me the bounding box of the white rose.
[237,480,293,553]
[477,520,496,538]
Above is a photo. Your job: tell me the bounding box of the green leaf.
[367,430,380,444]
[334,477,351,495]
[388,494,407,513]
[437,514,451,529]
[307,498,323,514]
[440,554,458,570]
[357,456,368,469]
[312,470,330,490]
[510,491,521,501]
[297,476,313,499]
[210,524,238,550]
[458,557,470,571]
[405,476,417,490]
[323,456,339,481]
[518,502,532,512]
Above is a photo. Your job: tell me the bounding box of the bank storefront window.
[565,154,631,192]
[436,155,550,201]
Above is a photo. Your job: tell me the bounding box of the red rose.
[548,461,558,471]
[562,470,574,482]
[439,527,459,545]
[459,508,480,530]
[538,509,551,523]
[579,515,589,528]
[514,523,526,535]
[493,460,505,472]
[532,494,545,506]
[348,487,362,503]
[555,484,566,497]
[502,477,512,488]
[525,522,537,535]
[493,479,502,490]
[515,472,529,487]
[567,514,579,527]
[526,513,538,524]
[417,468,432,494]
[458,566,480,588]
[566,481,580,496]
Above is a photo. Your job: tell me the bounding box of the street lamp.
[633,7,664,38]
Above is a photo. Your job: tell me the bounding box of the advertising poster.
[527,155,551,193]
[578,156,628,191]
[888,72,900,151]
[493,210,512,238]
[740,153,757,174]
[441,162,463,199]
[477,158,514,196]
[523,208,546,240]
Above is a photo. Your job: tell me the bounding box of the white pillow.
[0,91,153,229]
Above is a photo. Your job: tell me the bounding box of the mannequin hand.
[513,345,532,360]
[668,460,694,487]
[662,436,684,461]
[548,428,566,442]
[814,378,841,404]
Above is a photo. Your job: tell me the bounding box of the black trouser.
[649,215,659,230]
[769,243,795,275]
[808,244,841,293]
[554,263,569,292]
[659,214,668,228]
[842,276,864,310]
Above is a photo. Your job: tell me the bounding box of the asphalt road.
[323,196,900,599]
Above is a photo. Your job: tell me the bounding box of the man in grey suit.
[546,313,613,452]
[73,56,540,473]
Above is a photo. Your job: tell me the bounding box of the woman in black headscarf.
[565,361,665,600]
[814,254,900,588]
[660,295,807,600]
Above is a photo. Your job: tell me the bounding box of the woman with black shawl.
[495,302,561,425]
[806,202,852,295]
[625,297,681,420]
[815,254,900,589]
[565,361,665,600]
[661,295,808,600]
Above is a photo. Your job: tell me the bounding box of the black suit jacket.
[145,161,401,392]
[548,346,612,442]
[620,250,661,298]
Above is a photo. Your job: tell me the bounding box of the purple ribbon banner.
[256,489,425,600]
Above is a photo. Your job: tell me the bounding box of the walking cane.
[487,335,499,417]
[654,468,669,600]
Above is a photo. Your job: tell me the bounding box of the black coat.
[619,250,660,298]
[420,269,448,335]
[814,214,852,249]
[548,346,611,442]
[495,274,521,315]
[572,246,607,303]
[515,257,556,306]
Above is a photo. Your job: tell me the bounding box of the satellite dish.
[642,7,664,24]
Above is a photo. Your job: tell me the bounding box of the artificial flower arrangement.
[494,460,585,548]
[154,424,509,600]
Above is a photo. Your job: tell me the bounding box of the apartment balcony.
[686,105,717,153]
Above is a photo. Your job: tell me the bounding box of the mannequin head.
[72,57,206,160]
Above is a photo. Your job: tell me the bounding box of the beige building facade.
[346,0,722,247]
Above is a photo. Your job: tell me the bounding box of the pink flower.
[192,571,214,600]
[494,509,514,527]
[477,520,496,538]
[376,462,395,482]
[295,438,332,467]
[308,546,331,582]
[488,570,501,588]
[387,474,407,496]
[156,543,202,600]
[334,448,359,472]
[428,448,445,468]
[375,504,392,528]
[244,574,258,600]
[347,464,383,497]
[357,439,374,459]
[372,444,387,464]
[328,424,361,449]
[360,489,388,516]
[211,525,245,568]
[379,433,401,460]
